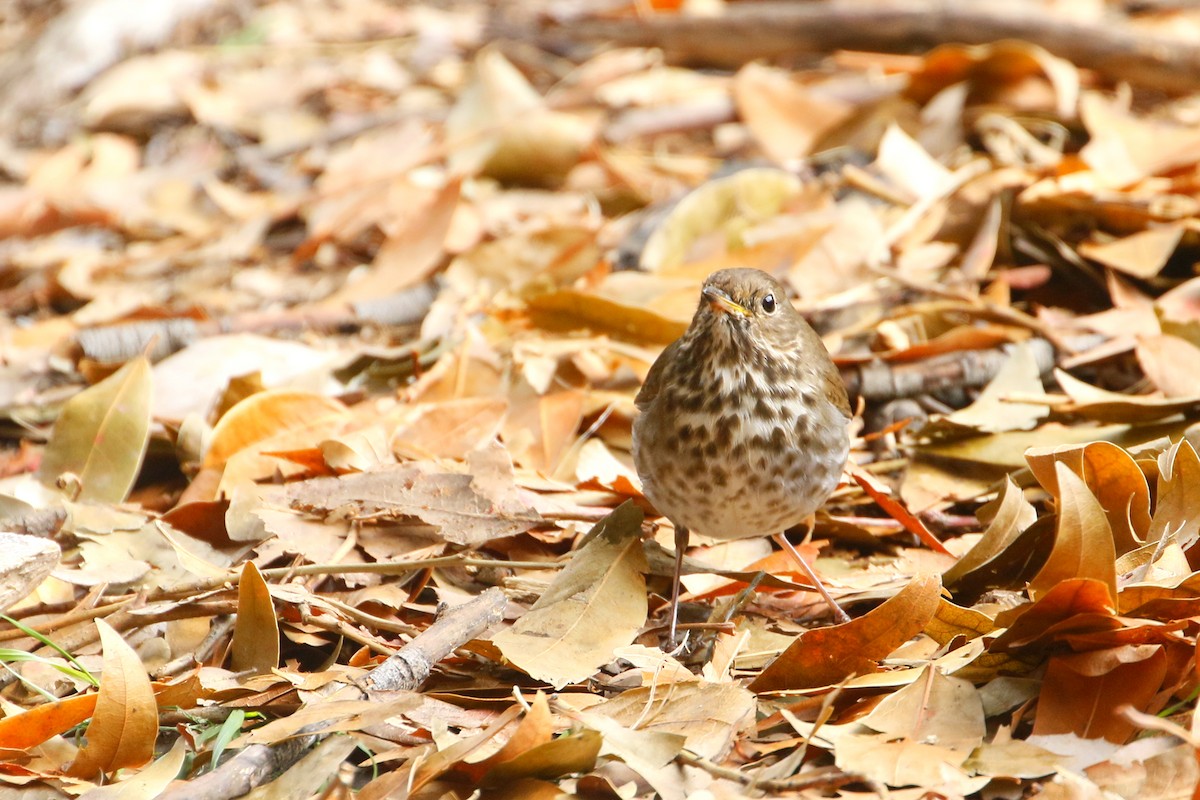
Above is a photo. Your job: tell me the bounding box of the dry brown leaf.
[286,459,540,545]
[750,574,942,692]
[492,502,646,688]
[1034,646,1167,743]
[38,356,152,504]
[587,680,753,760]
[1136,335,1200,398]
[1025,440,1150,555]
[1028,463,1117,602]
[67,620,157,778]
[1079,225,1184,279]
[230,561,279,675]
[732,63,858,164]
[942,476,1036,588]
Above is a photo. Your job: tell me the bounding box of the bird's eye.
[761,293,776,313]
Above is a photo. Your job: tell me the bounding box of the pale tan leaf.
[1136,335,1200,398]
[943,342,1048,433]
[286,461,540,545]
[1079,225,1184,279]
[861,665,985,749]
[874,124,955,203]
[39,356,153,503]
[493,502,646,688]
[639,167,803,272]
[733,63,856,164]
[587,680,753,760]
[78,738,186,800]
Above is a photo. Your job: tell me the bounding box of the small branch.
[158,588,508,800]
[358,586,508,692]
[675,750,857,793]
[532,1,1200,94]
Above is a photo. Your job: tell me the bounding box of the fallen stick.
[532,1,1200,94]
[156,587,508,800]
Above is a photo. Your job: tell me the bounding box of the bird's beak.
[703,286,750,317]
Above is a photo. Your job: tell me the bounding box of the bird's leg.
[669,524,690,646]
[775,522,850,625]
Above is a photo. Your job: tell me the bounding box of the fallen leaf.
[587,679,753,760]
[230,561,279,675]
[38,356,152,503]
[861,665,985,749]
[68,620,157,777]
[286,461,540,545]
[1034,646,1167,743]
[751,574,942,692]
[77,738,187,800]
[493,502,647,688]
[1079,224,1184,279]
[1028,463,1117,602]
[639,167,803,272]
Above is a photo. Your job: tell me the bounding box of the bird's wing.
[823,360,852,419]
[635,338,683,412]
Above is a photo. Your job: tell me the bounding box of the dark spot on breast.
[689,444,704,461]
[714,424,731,447]
[679,424,694,442]
[754,397,776,420]
[731,442,747,460]
[795,417,812,438]
[706,393,727,414]
[755,454,769,470]
[770,427,787,448]
[704,440,719,458]
[712,466,728,487]
[681,392,704,412]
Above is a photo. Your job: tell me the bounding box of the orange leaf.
[203,389,348,469]
[230,561,280,675]
[849,464,951,555]
[750,574,942,692]
[1034,645,1167,743]
[991,579,1116,653]
[67,620,157,777]
[1028,463,1116,603]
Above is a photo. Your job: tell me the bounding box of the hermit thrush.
[632,268,852,642]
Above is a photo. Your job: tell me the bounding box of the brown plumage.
[632,268,851,642]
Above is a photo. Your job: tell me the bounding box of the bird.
[632,267,852,644]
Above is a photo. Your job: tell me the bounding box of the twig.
[675,750,856,793]
[0,555,560,643]
[157,588,508,800]
[532,1,1200,94]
